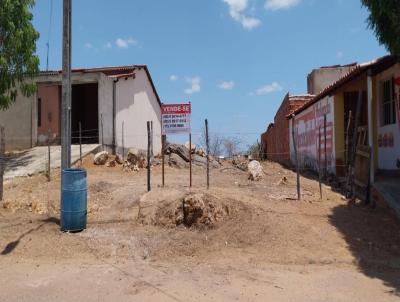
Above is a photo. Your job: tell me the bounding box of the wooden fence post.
[79,122,82,166]
[122,121,125,160]
[161,134,165,187]
[189,133,192,188]
[101,113,104,151]
[147,121,151,192]
[318,126,323,200]
[205,119,210,189]
[324,114,327,178]
[0,126,5,201]
[291,116,301,200]
[47,128,51,181]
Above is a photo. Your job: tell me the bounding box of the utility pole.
[61,0,72,170]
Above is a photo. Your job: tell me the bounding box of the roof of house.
[39,65,162,106]
[291,55,398,117]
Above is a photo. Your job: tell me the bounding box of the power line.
[46,0,54,71]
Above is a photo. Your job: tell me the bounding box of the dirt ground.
[1,156,400,302]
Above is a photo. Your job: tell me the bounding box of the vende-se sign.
[161,103,191,135]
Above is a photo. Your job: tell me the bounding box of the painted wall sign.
[291,97,335,174]
[161,103,191,135]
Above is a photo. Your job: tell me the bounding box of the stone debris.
[168,153,189,169]
[232,156,248,171]
[138,191,233,228]
[115,154,123,165]
[106,160,116,168]
[248,160,263,181]
[184,141,197,153]
[165,144,190,162]
[93,151,109,165]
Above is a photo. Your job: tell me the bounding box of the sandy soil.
[1,157,399,301]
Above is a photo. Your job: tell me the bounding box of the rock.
[184,141,196,153]
[248,160,263,181]
[166,144,190,162]
[168,153,189,168]
[232,156,248,171]
[196,148,206,157]
[192,154,220,168]
[106,160,116,168]
[94,151,109,165]
[126,149,147,168]
[115,154,123,165]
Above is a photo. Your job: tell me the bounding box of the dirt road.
[1,158,399,301]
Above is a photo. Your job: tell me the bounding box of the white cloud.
[170,75,179,81]
[265,0,300,11]
[222,0,261,30]
[84,42,93,49]
[255,82,283,95]
[115,37,138,49]
[104,42,112,49]
[218,81,235,90]
[184,77,201,95]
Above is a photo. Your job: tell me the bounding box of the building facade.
[0,65,162,154]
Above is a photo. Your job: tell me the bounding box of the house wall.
[332,75,367,175]
[0,90,37,151]
[307,66,354,95]
[375,63,400,170]
[115,69,161,153]
[98,73,114,148]
[37,84,60,144]
[289,96,336,174]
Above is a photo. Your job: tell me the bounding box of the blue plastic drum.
[61,168,87,231]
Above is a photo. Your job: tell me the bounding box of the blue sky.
[31,0,386,147]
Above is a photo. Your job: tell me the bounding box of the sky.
[31,0,387,148]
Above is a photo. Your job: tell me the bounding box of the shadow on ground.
[4,150,35,172]
[1,217,60,255]
[329,202,400,296]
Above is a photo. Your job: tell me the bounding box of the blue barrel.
[61,168,87,232]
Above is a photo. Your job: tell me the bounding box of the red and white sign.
[161,103,191,135]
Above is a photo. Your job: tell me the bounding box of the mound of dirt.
[138,190,239,229]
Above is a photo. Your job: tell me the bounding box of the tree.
[223,136,242,158]
[198,127,224,157]
[361,0,400,55]
[247,140,261,159]
[0,0,40,110]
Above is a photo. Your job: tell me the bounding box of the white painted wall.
[289,96,336,174]
[115,69,161,153]
[98,73,114,147]
[375,64,400,170]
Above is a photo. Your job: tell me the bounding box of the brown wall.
[261,95,310,164]
[37,84,60,143]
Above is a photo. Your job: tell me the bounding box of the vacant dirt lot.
[1,157,400,301]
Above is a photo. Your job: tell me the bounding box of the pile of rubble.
[164,142,220,169]
[231,155,264,181]
[93,149,148,172]
[92,143,221,172]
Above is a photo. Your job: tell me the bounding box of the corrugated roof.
[291,55,398,117]
[38,65,161,106]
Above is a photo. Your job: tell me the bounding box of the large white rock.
[248,160,263,181]
[93,151,109,165]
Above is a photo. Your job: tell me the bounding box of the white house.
[0,65,162,154]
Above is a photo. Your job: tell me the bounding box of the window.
[380,79,396,126]
[37,98,42,127]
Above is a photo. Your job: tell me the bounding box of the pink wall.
[37,84,60,142]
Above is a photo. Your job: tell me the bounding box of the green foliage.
[247,141,261,159]
[361,0,400,55]
[0,0,39,110]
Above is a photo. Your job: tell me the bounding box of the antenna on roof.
[46,0,54,71]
